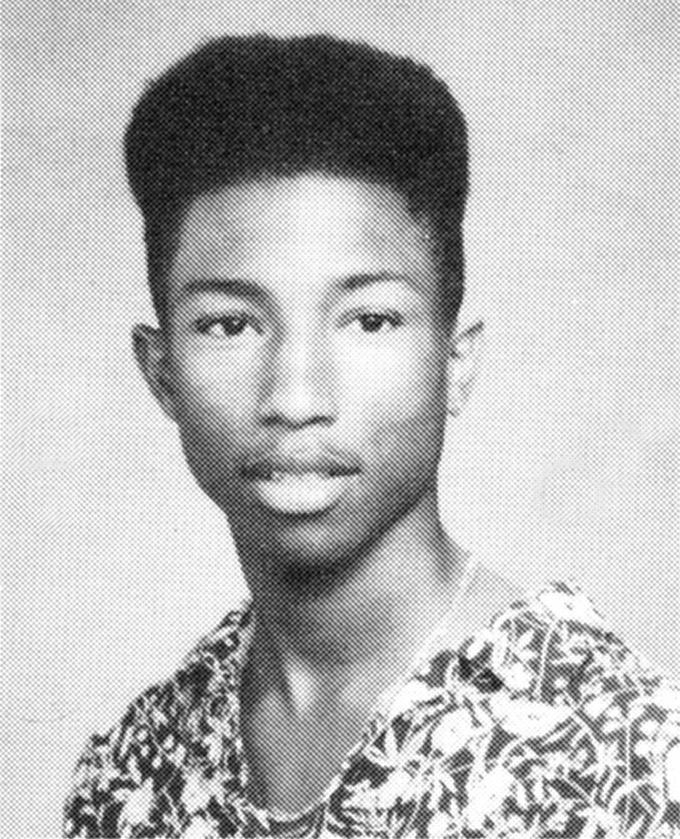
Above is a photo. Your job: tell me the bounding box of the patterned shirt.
[64,581,680,837]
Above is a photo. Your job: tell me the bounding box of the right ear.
[132,324,178,422]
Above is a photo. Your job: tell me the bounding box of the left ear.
[446,320,484,417]
[132,323,178,423]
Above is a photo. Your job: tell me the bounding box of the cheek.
[168,354,255,478]
[170,350,256,425]
[341,333,447,412]
[340,338,448,460]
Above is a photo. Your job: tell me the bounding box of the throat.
[243,540,471,726]
[241,677,371,815]
[244,492,464,675]
[237,516,477,815]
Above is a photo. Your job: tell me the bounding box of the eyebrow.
[339,271,421,293]
[174,277,267,305]
[174,271,422,305]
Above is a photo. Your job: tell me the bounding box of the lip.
[242,449,360,480]
[242,446,361,514]
[250,472,358,515]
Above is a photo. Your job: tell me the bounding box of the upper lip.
[242,447,361,479]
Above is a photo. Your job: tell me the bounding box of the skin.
[133,173,488,811]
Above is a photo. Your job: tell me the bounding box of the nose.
[258,327,337,428]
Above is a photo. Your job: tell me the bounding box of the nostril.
[261,413,334,429]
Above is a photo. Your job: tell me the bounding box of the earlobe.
[132,324,177,422]
[447,320,484,417]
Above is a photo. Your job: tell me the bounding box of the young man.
[65,35,677,838]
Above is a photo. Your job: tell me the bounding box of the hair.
[125,34,469,322]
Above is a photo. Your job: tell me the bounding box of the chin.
[226,473,434,584]
[235,505,378,582]
[278,501,417,578]
[269,515,362,566]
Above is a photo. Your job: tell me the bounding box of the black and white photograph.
[2,2,678,836]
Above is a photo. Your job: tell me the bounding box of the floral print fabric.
[64,581,680,837]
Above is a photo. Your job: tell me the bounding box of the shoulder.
[63,605,250,838]
[485,580,674,705]
[340,580,678,836]
[453,580,680,836]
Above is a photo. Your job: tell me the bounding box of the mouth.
[250,465,357,480]
[243,452,360,515]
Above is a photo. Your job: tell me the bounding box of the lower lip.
[250,472,358,515]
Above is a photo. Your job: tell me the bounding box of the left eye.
[353,313,401,333]
[195,315,259,338]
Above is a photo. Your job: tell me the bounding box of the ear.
[446,320,484,417]
[132,324,178,422]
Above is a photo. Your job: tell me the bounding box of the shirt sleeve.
[63,686,177,838]
[461,589,680,838]
[64,726,130,837]
[509,632,680,837]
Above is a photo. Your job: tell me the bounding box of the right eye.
[195,315,259,339]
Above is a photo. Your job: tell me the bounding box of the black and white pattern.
[64,581,680,837]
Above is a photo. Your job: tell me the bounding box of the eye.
[353,312,402,333]
[195,314,259,339]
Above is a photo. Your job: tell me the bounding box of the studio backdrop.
[2,1,677,836]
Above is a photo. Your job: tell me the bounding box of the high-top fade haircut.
[125,34,469,324]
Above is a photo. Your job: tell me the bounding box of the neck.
[236,490,467,710]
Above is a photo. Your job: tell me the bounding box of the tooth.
[262,471,340,482]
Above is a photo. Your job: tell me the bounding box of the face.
[135,174,477,573]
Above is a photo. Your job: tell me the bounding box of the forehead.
[167,174,438,300]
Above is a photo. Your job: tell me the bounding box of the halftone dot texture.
[3,1,677,836]
[124,34,468,320]
[63,583,680,836]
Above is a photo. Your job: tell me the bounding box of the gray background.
[2,1,678,835]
